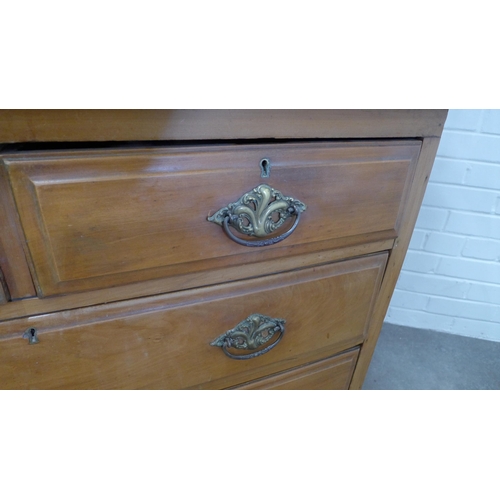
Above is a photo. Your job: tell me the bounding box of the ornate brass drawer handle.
[207,184,307,247]
[210,314,286,360]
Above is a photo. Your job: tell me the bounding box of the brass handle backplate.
[210,314,286,360]
[207,184,307,247]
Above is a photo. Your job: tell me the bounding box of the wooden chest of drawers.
[0,110,447,389]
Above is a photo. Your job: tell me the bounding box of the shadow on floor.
[362,323,500,390]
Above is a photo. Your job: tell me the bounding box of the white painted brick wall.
[385,110,500,342]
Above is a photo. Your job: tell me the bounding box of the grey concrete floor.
[362,323,500,390]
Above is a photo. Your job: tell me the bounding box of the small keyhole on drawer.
[260,158,271,178]
[23,327,39,345]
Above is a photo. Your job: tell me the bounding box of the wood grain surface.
[0,162,36,298]
[0,110,447,391]
[232,348,359,390]
[0,253,386,389]
[0,238,393,322]
[0,110,448,143]
[0,268,8,304]
[5,141,418,297]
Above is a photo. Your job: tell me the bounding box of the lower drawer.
[0,253,386,389]
[231,348,360,390]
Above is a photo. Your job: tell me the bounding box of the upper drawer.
[4,141,420,297]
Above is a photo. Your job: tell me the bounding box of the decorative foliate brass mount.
[207,184,307,247]
[23,327,39,344]
[210,313,286,360]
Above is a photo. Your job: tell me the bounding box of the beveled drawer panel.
[5,141,418,297]
[0,253,386,389]
[231,348,360,390]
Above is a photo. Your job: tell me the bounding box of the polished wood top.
[0,110,448,143]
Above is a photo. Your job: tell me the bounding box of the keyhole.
[23,327,39,344]
[260,158,271,178]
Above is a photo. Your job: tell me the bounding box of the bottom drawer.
[0,253,386,389]
[231,348,359,390]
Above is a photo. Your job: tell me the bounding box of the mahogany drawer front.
[0,253,386,389]
[231,348,359,390]
[4,141,418,297]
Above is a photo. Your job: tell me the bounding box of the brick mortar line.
[418,244,500,259]
[417,206,450,213]
[434,155,500,166]
[436,155,500,166]
[440,129,500,137]
[387,306,500,326]
[427,207,500,217]
[443,129,500,138]
[400,268,500,286]
[405,249,500,262]
[420,203,498,215]
[400,272,500,287]
[459,235,500,244]
[426,181,500,193]
[393,289,500,308]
